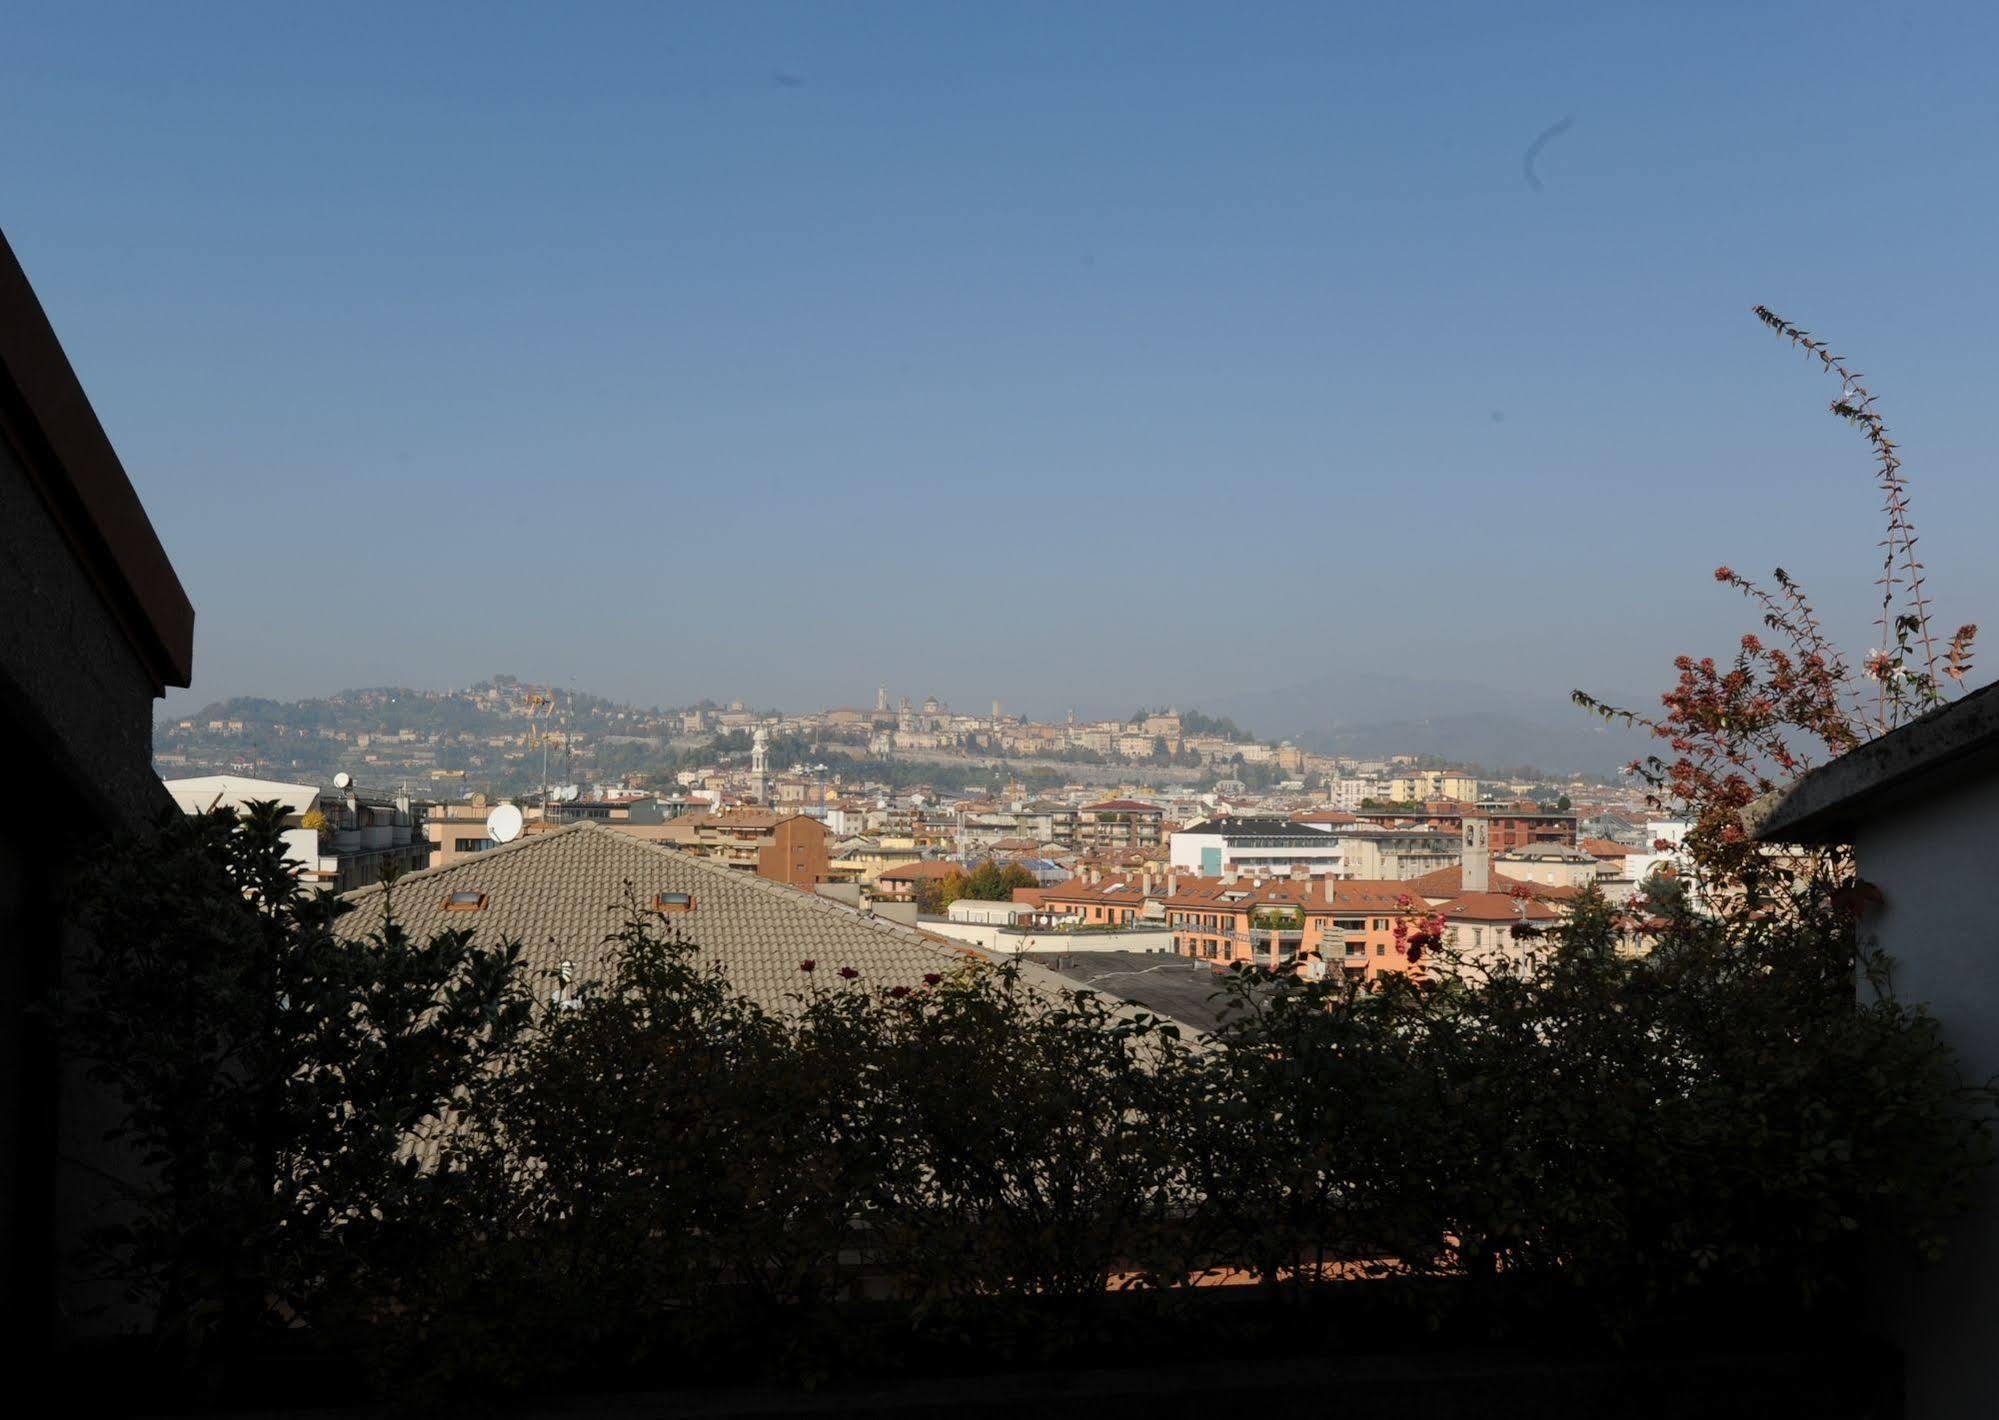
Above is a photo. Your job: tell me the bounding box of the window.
[454,837,495,853]
[1347,940,1365,956]
[442,890,487,911]
[654,891,694,913]
[1375,943,1385,956]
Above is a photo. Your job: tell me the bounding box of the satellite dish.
[332,772,352,790]
[486,803,524,844]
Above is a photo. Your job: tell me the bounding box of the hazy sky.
[8,2,1996,727]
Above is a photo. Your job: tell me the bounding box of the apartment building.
[1384,769,1481,802]
[1074,799,1164,851]
[1170,816,1346,879]
[1322,778,1385,811]
[164,774,431,891]
[1034,872,1166,928]
[1326,828,1456,881]
[647,809,831,891]
[1492,843,1602,889]
[1163,873,1416,982]
[1349,806,1578,851]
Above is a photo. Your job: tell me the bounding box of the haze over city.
[19,5,1999,1413]
[6,0,1997,742]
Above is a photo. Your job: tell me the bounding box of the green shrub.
[64,816,1999,1397]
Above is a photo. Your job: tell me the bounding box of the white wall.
[924,919,1175,955]
[1850,775,1999,1420]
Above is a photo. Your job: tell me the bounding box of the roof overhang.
[1744,681,1999,845]
[0,229,194,692]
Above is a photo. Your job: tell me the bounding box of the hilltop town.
[156,676,1609,805]
[155,676,1665,982]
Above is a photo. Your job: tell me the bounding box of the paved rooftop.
[1019,949,1242,1031]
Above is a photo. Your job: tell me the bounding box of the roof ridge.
[342,819,949,956]
[339,817,598,903]
[569,822,945,950]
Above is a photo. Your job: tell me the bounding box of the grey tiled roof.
[336,821,970,1011]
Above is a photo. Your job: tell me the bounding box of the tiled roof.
[1039,874,1168,903]
[1579,837,1639,859]
[1402,865,1580,903]
[336,821,968,1012]
[1434,891,1562,923]
[1081,799,1162,813]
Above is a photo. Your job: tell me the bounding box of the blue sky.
[7,1,1996,730]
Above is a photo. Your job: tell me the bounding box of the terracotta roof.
[1434,891,1562,923]
[1579,838,1640,859]
[336,821,967,1012]
[1081,799,1162,813]
[1039,875,1161,905]
[1402,864,1580,903]
[1161,875,1418,914]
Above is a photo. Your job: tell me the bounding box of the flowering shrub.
[1576,308,1977,916]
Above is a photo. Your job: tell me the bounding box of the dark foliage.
[64,817,1996,1401]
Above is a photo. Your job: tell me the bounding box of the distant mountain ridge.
[1199,672,1653,776]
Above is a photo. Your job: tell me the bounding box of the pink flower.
[1714,566,1735,582]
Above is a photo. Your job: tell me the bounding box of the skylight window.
[654,891,694,913]
[442,890,487,911]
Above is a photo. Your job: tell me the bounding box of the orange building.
[1163,874,1423,984]
[1031,872,1168,926]
[630,809,830,891]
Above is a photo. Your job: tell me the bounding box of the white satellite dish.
[332,772,352,790]
[486,803,524,844]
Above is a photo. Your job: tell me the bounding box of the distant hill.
[1201,672,1653,776]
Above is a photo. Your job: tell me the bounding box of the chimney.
[1462,816,1490,894]
[1140,872,1155,897]
[1322,875,1337,905]
[1289,862,1308,883]
[1167,871,1180,897]
[1222,867,1238,885]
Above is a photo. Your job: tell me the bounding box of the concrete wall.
[1850,774,1999,1420]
